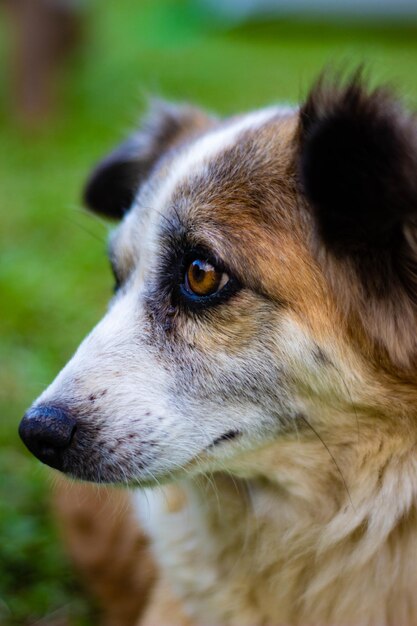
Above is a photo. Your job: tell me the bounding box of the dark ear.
[83,101,215,219]
[298,73,417,367]
[299,73,417,256]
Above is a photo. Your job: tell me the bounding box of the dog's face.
[20,77,417,486]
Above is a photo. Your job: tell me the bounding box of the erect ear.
[299,73,417,255]
[298,73,417,367]
[83,101,215,219]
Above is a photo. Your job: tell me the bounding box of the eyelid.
[183,247,225,273]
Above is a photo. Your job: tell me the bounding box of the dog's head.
[19,75,417,487]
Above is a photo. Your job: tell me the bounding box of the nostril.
[19,405,77,470]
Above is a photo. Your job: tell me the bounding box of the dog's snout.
[19,405,77,470]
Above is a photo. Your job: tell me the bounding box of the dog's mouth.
[19,400,245,485]
[209,429,241,448]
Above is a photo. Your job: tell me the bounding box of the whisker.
[298,414,356,511]
[64,214,107,246]
[68,203,110,230]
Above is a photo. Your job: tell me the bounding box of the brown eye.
[185,259,229,297]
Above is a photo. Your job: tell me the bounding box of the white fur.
[140,106,287,214]
[32,100,417,626]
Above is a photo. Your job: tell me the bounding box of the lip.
[209,429,241,448]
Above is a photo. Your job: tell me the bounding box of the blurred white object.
[201,0,417,21]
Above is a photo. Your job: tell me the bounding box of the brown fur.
[299,74,417,372]
[54,479,157,626]
[23,76,417,626]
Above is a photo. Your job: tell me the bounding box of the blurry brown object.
[53,478,157,626]
[3,0,83,127]
[139,577,194,626]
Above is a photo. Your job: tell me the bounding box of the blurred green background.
[1,1,416,624]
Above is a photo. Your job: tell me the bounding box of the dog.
[19,72,417,625]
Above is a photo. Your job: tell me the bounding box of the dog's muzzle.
[19,405,77,471]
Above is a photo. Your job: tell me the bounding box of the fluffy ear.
[299,73,417,255]
[83,101,215,219]
[298,74,417,367]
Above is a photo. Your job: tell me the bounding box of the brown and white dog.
[20,73,417,626]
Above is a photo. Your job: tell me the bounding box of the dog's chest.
[133,476,290,625]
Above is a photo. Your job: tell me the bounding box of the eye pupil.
[186,259,226,297]
[191,260,210,283]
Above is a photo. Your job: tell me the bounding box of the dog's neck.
[142,430,417,625]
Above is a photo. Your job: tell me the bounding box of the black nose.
[19,405,77,470]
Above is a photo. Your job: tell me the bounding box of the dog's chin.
[59,453,189,486]
[62,454,215,487]
[61,462,168,486]
[64,467,183,488]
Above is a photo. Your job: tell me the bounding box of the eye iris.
[187,259,222,296]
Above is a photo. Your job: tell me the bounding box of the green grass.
[1,1,417,622]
